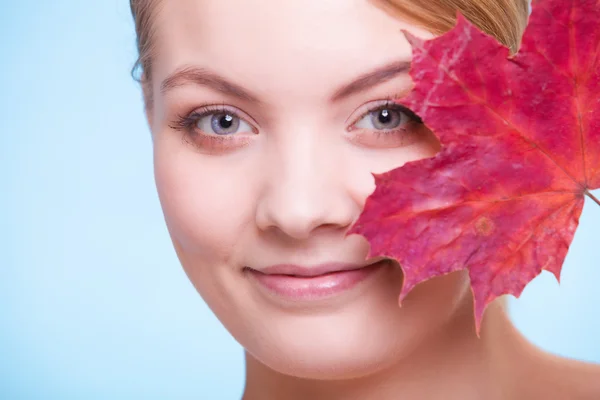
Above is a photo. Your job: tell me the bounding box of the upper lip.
[252,261,381,277]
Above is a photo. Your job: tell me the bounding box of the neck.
[242,300,531,400]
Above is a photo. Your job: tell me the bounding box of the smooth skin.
[143,0,600,398]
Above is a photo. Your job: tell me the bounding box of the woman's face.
[149,0,471,378]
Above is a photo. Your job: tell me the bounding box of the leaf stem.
[586,190,600,206]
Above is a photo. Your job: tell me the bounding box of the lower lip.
[247,261,387,302]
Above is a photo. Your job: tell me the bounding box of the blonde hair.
[130,0,160,83]
[381,0,528,53]
[130,0,529,105]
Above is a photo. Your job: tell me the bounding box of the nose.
[255,131,357,240]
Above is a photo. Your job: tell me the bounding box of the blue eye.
[195,112,253,135]
[372,108,402,129]
[354,105,407,131]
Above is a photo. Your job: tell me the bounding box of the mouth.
[244,259,390,303]
[253,261,375,277]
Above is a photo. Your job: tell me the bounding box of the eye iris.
[210,113,239,135]
[371,108,401,130]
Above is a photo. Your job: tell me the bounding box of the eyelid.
[346,95,419,130]
[173,103,259,134]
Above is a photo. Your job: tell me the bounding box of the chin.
[246,319,410,380]
[255,347,399,381]
[236,275,469,381]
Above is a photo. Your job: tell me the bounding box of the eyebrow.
[160,66,261,104]
[330,59,411,102]
[160,59,411,103]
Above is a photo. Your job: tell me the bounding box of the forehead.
[151,0,433,98]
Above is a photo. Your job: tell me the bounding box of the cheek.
[152,139,253,263]
[402,127,442,165]
[364,127,442,177]
[401,268,471,320]
[152,139,258,326]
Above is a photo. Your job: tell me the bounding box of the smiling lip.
[246,261,386,301]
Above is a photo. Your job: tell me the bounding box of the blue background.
[1,1,598,399]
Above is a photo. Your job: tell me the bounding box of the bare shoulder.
[513,350,600,400]
[544,355,600,400]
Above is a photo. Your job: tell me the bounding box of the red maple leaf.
[347,0,600,333]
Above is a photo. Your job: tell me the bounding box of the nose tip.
[256,191,356,240]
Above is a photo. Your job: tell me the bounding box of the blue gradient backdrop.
[1,1,598,399]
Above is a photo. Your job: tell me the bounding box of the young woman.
[129,0,600,398]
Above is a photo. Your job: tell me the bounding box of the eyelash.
[169,104,254,134]
[169,95,423,150]
[169,103,255,151]
[352,96,423,127]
